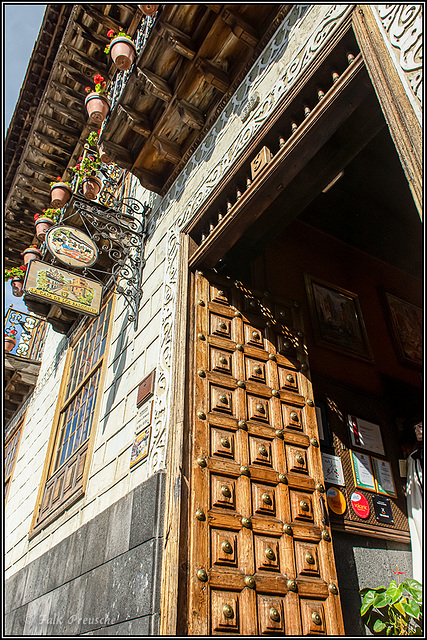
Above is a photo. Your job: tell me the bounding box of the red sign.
[351,491,370,519]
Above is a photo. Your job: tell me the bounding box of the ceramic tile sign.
[326,487,347,515]
[372,457,397,497]
[130,426,151,468]
[350,491,370,519]
[348,415,385,455]
[350,450,376,491]
[135,399,153,435]
[372,495,394,524]
[45,225,98,268]
[24,259,102,316]
[321,452,345,486]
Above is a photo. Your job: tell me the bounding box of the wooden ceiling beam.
[64,43,110,76]
[73,21,110,47]
[13,188,47,208]
[178,100,205,130]
[194,58,230,92]
[59,61,94,88]
[136,68,173,102]
[101,140,134,168]
[157,22,196,60]
[29,146,68,165]
[221,8,259,47]
[33,130,76,153]
[19,175,51,194]
[153,136,182,164]
[118,105,152,137]
[41,114,80,138]
[50,80,85,104]
[44,97,86,125]
[81,5,128,33]
[131,166,164,194]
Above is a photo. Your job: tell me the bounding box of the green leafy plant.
[104,28,133,54]
[34,208,61,222]
[4,265,27,281]
[71,151,101,183]
[86,130,101,147]
[360,578,422,635]
[50,176,71,188]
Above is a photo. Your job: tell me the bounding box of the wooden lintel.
[132,166,164,194]
[153,136,181,164]
[101,140,133,168]
[64,43,110,76]
[41,114,80,138]
[44,97,86,124]
[157,22,196,60]
[137,68,173,102]
[194,58,230,92]
[118,104,152,137]
[221,8,259,47]
[33,130,75,152]
[178,100,205,130]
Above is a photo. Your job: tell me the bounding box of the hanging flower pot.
[22,246,42,266]
[85,92,110,125]
[35,217,55,240]
[4,335,17,353]
[139,4,158,15]
[50,180,72,208]
[97,143,111,164]
[109,36,137,71]
[11,277,24,297]
[82,175,102,200]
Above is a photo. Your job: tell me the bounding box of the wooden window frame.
[29,293,115,539]
[4,416,25,504]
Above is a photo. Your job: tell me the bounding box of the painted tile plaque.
[46,225,98,268]
[24,259,102,316]
[130,426,151,468]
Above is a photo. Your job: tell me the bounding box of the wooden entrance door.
[188,270,344,635]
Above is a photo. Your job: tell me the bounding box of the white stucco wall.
[5,4,365,578]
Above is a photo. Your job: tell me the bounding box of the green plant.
[360,578,422,635]
[34,208,61,222]
[71,151,101,183]
[50,176,71,188]
[104,28,133,54]
[4,265,27,281]
[85,74,107,95]
[87,130,101,147]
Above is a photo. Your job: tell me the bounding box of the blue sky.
[4,4,47,314]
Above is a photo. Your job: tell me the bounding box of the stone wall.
[4,472,165,636]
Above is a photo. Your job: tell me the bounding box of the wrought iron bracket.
[56,166,150,331]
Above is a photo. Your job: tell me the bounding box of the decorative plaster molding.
[372,5,422,116]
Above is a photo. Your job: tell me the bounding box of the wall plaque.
[45,225,98,268]
[350,492,370,519]
[326,487,347,515]
[322,453,345,486]
[24,259,103,317]
[372,495,394,524]
[350,450,376,492]
[130,426,151,468]
[348,415,385,455]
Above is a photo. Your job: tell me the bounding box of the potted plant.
[4,265,27,297]
[21,244,42,266]
[139,5,159,16]
[50,177,72,208]
[34,208,61,240]
[71,151,102,200]
[105,28,137,71]
[87,129,111,164]
[360,577,422,635]
[85,74,110,125]
[5,330,17,354]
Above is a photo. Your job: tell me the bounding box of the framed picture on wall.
[383,292,422,367]
[304,274,373,361]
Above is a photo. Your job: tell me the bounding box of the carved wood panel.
[188,271,344,635]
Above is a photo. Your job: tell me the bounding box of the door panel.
[189,271,344,635]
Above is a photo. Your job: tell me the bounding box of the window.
[31,296,113,535]
[5,423,23,503]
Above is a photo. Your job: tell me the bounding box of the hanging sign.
[372,495,394,524]
[45,225,98,268]
[24,259,103,317]
[326,487,347,515]
[350,491,370,519]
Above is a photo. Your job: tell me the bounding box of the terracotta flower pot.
[109,37,137,71]
[85,93,110,125]
[22,247,42,266]
[98,143,111,164]
[50,182,72,208]
[11,277,24,297]
[35,216,55,240]
[82,176,102,200]
[139,4,158,16]
[5,336,17,353]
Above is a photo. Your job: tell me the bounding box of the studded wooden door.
[188,270,344,635]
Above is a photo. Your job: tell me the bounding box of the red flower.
[34,213,40,221]
[19,265,27,271]
[107,29,114,38]
[94,74,104,84]
[78,157,83,161]
[56,177,61,181]
[85,87,91,93]
[97,129,101,135]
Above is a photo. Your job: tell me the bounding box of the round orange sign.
[326,487,347,515]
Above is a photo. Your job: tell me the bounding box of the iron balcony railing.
[4,307,48,361]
